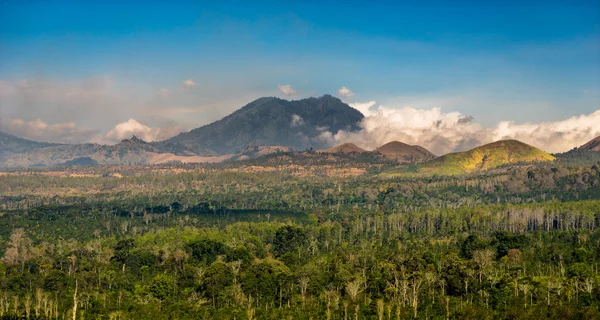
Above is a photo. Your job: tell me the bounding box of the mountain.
[576,136,600,151]
[0,131,60,157]
[375,141,436,163]
[1,136,231,167]
[163,95,364,155]
[320,143,369,154]
[414,140,555,175]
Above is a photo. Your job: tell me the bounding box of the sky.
[0,0,599,152]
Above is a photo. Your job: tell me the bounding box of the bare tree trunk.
[72,280,78,320]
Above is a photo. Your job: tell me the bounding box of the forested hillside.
[0,152,599,319]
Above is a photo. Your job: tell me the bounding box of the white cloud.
[338,86,354,98]
[0,117,99,144]
[179,79,196,91]
[318,102,600,155]
[349,101,377,116]
[291,114,304,127]
[103,119,185,143]
[278,84,296,96]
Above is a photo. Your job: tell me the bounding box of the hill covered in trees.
[0,149,599,319]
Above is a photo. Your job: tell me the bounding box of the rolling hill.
[320,143,369,154]
[375,141,436,163]
[401,139,555,176]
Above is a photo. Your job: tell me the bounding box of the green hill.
[385,139,555,176]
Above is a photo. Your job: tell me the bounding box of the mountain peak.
[120,135,147,144]
[320,142,368,154]
[375,141,436,162]
[166,95,364,155]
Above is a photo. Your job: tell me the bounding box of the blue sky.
[0,0,599,147]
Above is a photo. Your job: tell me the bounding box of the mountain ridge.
[577,136,600,152]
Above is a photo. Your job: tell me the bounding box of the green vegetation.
[0,152,599,319]
[385,140,556,177]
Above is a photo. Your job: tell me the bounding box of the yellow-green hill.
[419,140,554,175]
[383,139,555,177]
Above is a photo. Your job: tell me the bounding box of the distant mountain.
[375,141,436,163]
[415,140,555,175]
[163,95,364,155]
[320,143,369,154]
[576,136,600,152]
[1,136,230,167]
[0,95,365,167]
[0,131,60,157]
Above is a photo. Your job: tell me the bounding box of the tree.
[201,261,234,305]
[472,249,495,282]
[186,239,229,265]
[2,228,32,272]
[273,226,307,257]
[149,273,176,301]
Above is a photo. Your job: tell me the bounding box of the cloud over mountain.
[322,102,600,155]
[103,119,186,143]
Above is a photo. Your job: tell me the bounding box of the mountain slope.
[415,140,555,175]
[163,95,364,155]
[375,141,436,163]
[0,131,60,157]
[320,143,369,154]
[577,136,600,151]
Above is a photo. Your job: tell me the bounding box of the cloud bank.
[0,117,185,145]
[319,102,600,155]
[0,117,100,144]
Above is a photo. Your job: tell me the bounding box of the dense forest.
[0,154,599,319]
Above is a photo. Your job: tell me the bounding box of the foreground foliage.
[0,159,599,319]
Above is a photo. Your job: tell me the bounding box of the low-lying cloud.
[319,102,600,155]
[0,117,186,145]
[0,117,100,144]
[102,119,186,144]
[291,114,304,127]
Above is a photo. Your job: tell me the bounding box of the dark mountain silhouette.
[162,95,364,155]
